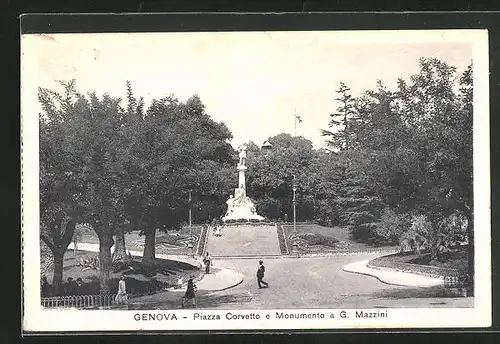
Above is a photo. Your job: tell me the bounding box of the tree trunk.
[51,249,64,296]
[41,217,77,296]
[113,227,128,264]
[97,233,114,295]
[142,228,156,266]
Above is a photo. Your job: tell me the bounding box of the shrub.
[375,208,409,245]
[350,223,379,245]
[300,233,339,247]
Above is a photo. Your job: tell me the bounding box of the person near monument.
[256,260,269,289]
[182,277,197,308]
[203,252,212,273]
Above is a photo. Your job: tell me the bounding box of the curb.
[68,243,202,269]
[342,266,411,288]
[208,268,244,292]
[190,261,244,292]
[212,250,399,260]
[342,260,444,288]
[366,262,448,280]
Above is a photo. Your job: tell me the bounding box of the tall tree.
[246,134,318,220]
[321,82,357,151]
[39,81,85,295]
[122,94,234,265]
[75,91,127,294]
[457,63,474,285]
[112,81,145,264]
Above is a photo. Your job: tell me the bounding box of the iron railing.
[41,294,116,309]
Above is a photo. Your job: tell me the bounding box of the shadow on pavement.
[199,292,253,308]
[123,290,253,310]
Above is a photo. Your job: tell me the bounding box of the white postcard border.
[21,28,491,332]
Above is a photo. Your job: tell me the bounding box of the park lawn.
[282,223,389,253]
[45,250,202,296]
[407,248,469,271]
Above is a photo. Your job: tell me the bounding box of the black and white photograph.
[21,28,491,332]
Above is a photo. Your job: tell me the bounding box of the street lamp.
[291,175,300,257]
[187,189,194,258]
[293,175,297,234]
[261,140,272,153]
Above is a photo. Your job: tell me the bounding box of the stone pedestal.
[222,144,265,223]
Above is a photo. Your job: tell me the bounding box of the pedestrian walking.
[115,275,128,304]
[203,252,212,274]
[182,277,197,308]
[256,260,269,289]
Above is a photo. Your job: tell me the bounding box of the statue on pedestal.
[225,195,235,217]
[238,144,247,167]
[222,143,265,223]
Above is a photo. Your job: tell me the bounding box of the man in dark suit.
[256,260,269,289]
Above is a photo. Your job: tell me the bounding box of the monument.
[222,144,265,222]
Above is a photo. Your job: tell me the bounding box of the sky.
[27,31,474,149]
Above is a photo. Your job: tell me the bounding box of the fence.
[444,275,469,288]
[41,294,116,309]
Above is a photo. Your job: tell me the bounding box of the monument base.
[222,195,265,222]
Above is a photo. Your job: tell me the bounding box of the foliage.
[39,80,88,294]
[246,134,318,221]
[120,89,234,264]
[375,208,410,245]
[321,82,357,150]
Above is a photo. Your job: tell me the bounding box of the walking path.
[68,243,243,292]
[342,259,444,287]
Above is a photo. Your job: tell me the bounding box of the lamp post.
[187,189,194,257]
[292,175,300,257]
[293,175,297,234]
[261,140,272,153]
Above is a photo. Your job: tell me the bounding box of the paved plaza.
[200,254,473,309]
[128,252,473,310]
[73,231,473,310]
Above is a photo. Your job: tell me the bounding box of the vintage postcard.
[22,28,491,332]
